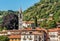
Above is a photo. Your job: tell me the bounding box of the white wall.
[49,32,58,41]
[58,36,60,41]
[21,35,34,41]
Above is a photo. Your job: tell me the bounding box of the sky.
[0,0,39,11]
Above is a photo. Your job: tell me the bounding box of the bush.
[0,36,9,41]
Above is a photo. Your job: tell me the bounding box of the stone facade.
[18,9,23,30]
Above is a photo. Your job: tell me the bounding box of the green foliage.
[0,27,3,31]
[2,13,18,30]
[0,25,3,31]
[40,20,57,29]
[0,10,18,24]
[23,0,60,21]
[40,20,46,28]
[47,20,57,29]
[33,16,38,27]
[23,0,60,29]
[0,10,19,30]
[3,27,7,30]
[0,36,9,41]
[0,0,60,29]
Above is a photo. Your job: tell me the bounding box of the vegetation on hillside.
[2,13,18,30]
[23,0,60,29]
[0,0,60,29]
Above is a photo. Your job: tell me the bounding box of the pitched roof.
[8,34,21,39]
[48,27,60,32]
[32,31,43,35]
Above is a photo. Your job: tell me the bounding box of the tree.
[2,13,18,30]
[40,19,46,28]
[0,36,9,41]
[0,24,3,31]
[47,20,57,28]
[23,0,60,29]
[3,27,7,30]
[33,16,38,27]
[54,10,60,22]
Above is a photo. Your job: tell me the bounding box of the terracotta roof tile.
[8,35,21,39]
[32,31,42,35]
[48,27,60,32]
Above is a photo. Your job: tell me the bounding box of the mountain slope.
[23,0,60,22]
[23,0,60,28]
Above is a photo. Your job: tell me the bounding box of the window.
[50,35,57,38]
[39,36,41,41]
[23,36,26,40]
[29,32,32,34]
[27,35,28,38]
[35,35,38,41]
[29,36,32,40]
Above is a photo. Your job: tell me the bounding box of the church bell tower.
[18,8,23,30]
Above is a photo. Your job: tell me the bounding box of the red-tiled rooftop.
[48,27,60,32]
[23,27,32,30]
[8,35,21,39]
[32,31,42,35]
[36,27,47,33]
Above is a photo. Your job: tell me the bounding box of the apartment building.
[2,27,60,41]
[48,27,60,41]
[21,27,47,41]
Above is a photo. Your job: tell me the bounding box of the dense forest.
[23,0,60,29]
[23,0,60,22]
[0,0,60,30]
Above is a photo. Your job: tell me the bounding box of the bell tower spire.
[18,8,23,30]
